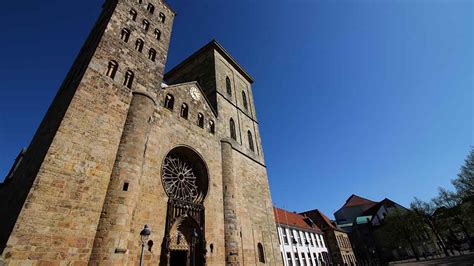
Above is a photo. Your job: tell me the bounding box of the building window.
[123,70,134,89]
[135,39,144,52]
[159,12,166,23]
[148,48,157,61]
[297,231,302,245]
[229,118,236,140]
[154,28,161,40]
[164,94,174,110]
[142,19,150,31]
[147,3,155,14]
[209,120,215,134]
[180,103,188,119]
[287,252,293,266]
[282,228,289,244]
[242,90,248,110]
[257,243,265,263]
[197,113,204,128]
[129,9,137,21]
[121,28,131,42]
[137,0,142,4]
[301,253,306,266]
[106,60,118,79]
[308,253,313,266]
[247,131,254,152]
[226,76,232,95]
[290,230,296,245]
[295,253,300,266]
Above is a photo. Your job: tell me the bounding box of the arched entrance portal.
[160,147,208,266]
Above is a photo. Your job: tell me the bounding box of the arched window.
[106,60,118,79]
[164,94,174,110]
[142,19,150,31]
[180,103,188,119]
[197,113,204,128]
[257,243,265,263]
[135,39,144,52]
[154,29,162,40]
[147,3,155,14]
[121,28,131,42]
[159,12,166,23]
[229,118,236,140]
[123,70,134,89]
[209,120,215,134]
[242,91,248,110]
[148,48,157,61]
[248,131,254,152]
[129,9,137,21]
[226,76,232,95]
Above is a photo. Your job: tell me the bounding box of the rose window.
[161,147,209,203]
[162,157,199,202]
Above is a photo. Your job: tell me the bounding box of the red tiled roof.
[274,207,322,233]
[342,194,377,208]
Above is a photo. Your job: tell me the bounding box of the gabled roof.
[362,198,396,216]
[274,207,322,233]
[342,194,377,208]
[362,198,407,217]
[164,40,254,84]
[300,209,349,233]
[165,81,218,117]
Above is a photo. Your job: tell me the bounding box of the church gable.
[160,82,217,134]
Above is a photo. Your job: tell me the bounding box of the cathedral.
[0,0,282,265]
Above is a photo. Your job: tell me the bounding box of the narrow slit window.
[147,3,155,14]
[121,28,131,42]
[164,94,174,110]
[129,9,137,21]
[242,91,248,110]
[154,29,162,40]
[159,12,166,23]
[180,103,188,119]
[142,19,150,31]
[257,243,265,263]
[248,131,254,152]
[230,118,236,140]
[135,39,144,52]
[226,76,232,96]
[148,48,157,61]
[197,113,204,128]
[123,70,134,89]
[209,120,215,134]
[106,60,118,79]
[123,182,129,191]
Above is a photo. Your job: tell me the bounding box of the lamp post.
[139,224,151,266]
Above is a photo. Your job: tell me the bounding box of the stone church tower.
[0,0,282,265]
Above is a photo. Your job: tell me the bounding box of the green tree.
[410,198,450,256]
[373,209,427,261]
[433,188,472,250]
[452,148,474,200]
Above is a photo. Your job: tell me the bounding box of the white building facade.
[274,208,331,266]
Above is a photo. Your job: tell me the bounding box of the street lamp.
[139,224,151,266]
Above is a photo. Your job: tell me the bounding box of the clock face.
[190,87,201,101]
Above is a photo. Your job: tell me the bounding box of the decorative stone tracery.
[160,147,208,266]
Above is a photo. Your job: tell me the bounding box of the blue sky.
[0,0,472,217]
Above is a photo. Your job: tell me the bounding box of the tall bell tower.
[0,0,175,264]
